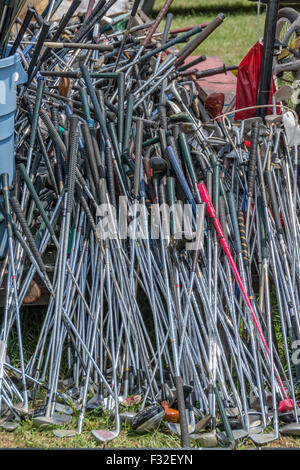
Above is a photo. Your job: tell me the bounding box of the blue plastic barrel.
[0,46,27,258]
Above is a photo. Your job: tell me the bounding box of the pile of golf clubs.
[0,0,300,448]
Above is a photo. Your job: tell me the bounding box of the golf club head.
[119,412,137,426]
[131,405,165,434]
[232,429,249,441]
[53,429,77,438]
[194,414,211,432]
[250,432,278,445]
[0,421,19,432]
[86,394,104,413]
[280,422,300,436]
[54,402,73,415]
[91,429,119,443]
[204,92,225,119]
[189,430,218,447]
[274,85,294,102]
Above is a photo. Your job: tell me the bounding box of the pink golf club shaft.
[198,182,292,406]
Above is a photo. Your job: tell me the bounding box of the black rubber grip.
[175,14,225,67]
[40,109,67,157]
[174,376,190,447]
[133,118,143,198]
[80,65,109,142]
[66,117,79,214]
[105,145,117,208]
[0,173,12,238]
[247,121,259,197]
[256,153,268,210]
[10,196,46,274]
[51,107,64,189]
[219,195,227,242]
[18,164,55,237]
[9,4,35,56]
[131,0,141,17]
[30,78,45,149]
[142,0,175,48]
[264,169,283,235]
[79,192,97,234]
[73,0,115,43]
[36,125,59,195]
[39,0,82,65]
[227,192,242,255]
[27,21,51,80]
[237,210,249,266]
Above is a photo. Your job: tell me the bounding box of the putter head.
[280,422,300,436]
[91,429,119,443]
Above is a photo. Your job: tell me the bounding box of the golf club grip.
[18,164,54,237]
[27,21,51,79]
[166,145,196,215]
[36,0,82,69]
[167,176,176,236]
[139,26,202,62]
[248,122,259,197]
[237,210,249,266]
[264,169,283,235]
[79,193,97,234]
[105,145,117,208]
[80,65,109,142]
[175,13,225,67]
[142,0,175,48]
[9,3,34,56]
[29,79,45,149]
[178,133,197,187]
[174,376,190,447]
[131,0,141,18]
[257,196,268,260]
[139,25,202,63]
[81,122,100,183]
[40,109,67,157]
[0,173,12,238]
[99,178,108,206]
[10,196,46,274]
[133,118,143,198]
[79,88,92,124]
[117,73,125,146]
[214,385,235,446]
[227,192,242,255]
[177,54,206,72]
[162,13,173,44]
[212,160,220,217]
[194,64,238,79]
[219,195,227,242]
[123,94,134,157]
[73,0,114,43]
[256,153,268,209]
[66,117,79,214]
[51,107,64,190]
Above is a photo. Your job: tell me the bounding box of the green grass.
[151,0,267,64]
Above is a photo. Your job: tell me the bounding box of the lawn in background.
[151,0,266,65]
